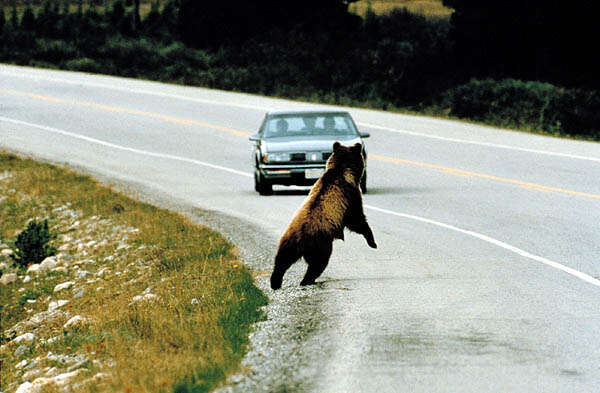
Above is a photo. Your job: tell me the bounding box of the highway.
[1,64,599,392]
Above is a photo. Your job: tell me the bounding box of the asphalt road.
[1,65,599,392]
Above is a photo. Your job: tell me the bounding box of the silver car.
[249,109,370,195]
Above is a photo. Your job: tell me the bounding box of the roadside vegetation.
[0,0,598,141]
[0,152,267,393]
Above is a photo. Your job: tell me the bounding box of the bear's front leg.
[361,223,377,249]
[346,216,377,249]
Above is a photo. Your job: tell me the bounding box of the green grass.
[0,152,267,392]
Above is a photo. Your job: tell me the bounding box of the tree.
[0,8,5,37]
[10,0,18,30]
[20,5,36,32]
[38,0,61,37]
[177,0,360,48]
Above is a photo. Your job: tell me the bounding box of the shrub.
[441,79,600,140]
[63,57,104,73]
[34,39,78,64]
[11,219,56,268]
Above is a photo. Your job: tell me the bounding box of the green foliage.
[33,39,78,64]
[441,79,600,140]
[11,219,56,268]
[63,57,104,73]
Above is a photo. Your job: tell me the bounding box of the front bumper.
[258,163,325,186]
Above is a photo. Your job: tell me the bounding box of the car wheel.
[255,171,272,195]
[360,172,367,194]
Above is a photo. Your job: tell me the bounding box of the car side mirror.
[249,134,260,142]
[359,131,370,138]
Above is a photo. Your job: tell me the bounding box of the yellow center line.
[3,87,599,201]
[0,88,251,138]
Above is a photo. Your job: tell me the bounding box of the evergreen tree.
[10,0,18,30]
[0,8,5,37]
[21,5,36,32]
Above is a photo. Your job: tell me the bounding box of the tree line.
[0,0,598,139]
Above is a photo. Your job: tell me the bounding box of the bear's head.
[326,142,365,185]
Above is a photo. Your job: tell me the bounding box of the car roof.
[266,108,351,116]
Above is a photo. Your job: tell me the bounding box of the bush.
[34,39,78,64]
[11,219,56,268]
[441,79,600,140]
[63,57,105,73]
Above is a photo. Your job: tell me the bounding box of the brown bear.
[270,142,377,289]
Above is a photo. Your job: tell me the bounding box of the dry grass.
[0,152,266,393]
[349,0,453,18]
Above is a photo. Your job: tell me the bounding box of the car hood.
[263,136,362,152]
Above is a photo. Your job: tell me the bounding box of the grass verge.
[0,152,267,392]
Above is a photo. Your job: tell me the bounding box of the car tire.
[360,172,367,194]
[255,171,272,195]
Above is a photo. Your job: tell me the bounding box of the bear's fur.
[270,142,377,289]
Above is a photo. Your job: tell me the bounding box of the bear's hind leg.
[300,241,333,286]
[271,243,302,290]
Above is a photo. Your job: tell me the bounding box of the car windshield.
[263,114,358,138]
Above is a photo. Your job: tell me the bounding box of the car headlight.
[263,152,291,163]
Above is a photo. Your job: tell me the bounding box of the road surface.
[1,65,599,392]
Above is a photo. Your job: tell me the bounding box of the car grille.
[291,153,306,161]
[322,152,332,160]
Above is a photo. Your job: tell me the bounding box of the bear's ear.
[352,143,362,152]
[333,141,341,152]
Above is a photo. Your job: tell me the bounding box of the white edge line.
[357,122,600,163]
[0,116,252,178]
[364,204,600,288]
[3,66,599,163]
[2,117,599,289]
[0,69,272,112]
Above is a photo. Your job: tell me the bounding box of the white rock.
[85,240,97,248]
[46,336,60,344]
[22,368,43,380]
[53,369,85,384]
[131,295,143,303]
[53,281,75,293]
[143,293,158,301]
[13,332,36,344]
[15,381,33,393]
[16,359,29,369]
[0,261,8,271]
[95,267,109,277]
[23,275,31,283]
[18,369,84,393]
[48,300,69,311]
[1,248,14,256]
[0,272,17,285]
[75,270,90,279]
[63,315,86,329]
[39,256,58,271]
[52,266,68,273]
[26,264,41,274]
